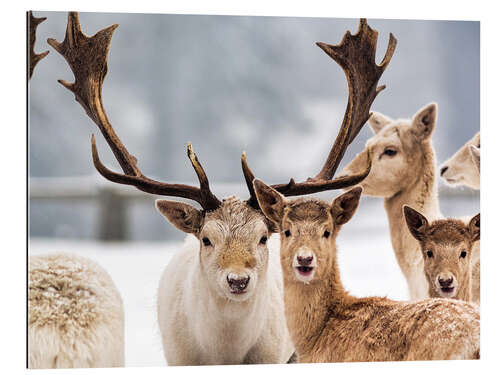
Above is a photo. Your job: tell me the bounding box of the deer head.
[253,180,362,284]
[49,14,395,301]
[403,206,480,300]
[440,132,480,189]
[339,103,438,198]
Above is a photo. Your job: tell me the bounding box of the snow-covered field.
[28,192,479,366]
[29,226,406,367]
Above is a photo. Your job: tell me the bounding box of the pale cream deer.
[49,14,395,365]
[253,180,480,362]
[404,206,479,302]
[440,132,480,189]
[338,103,479,302]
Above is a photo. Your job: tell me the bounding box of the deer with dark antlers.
[48,13,393,365]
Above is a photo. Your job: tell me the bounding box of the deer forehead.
[284,199,331,226]
[367,125,403,149]
[202,199,267,237]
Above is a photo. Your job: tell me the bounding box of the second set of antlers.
[44,12,397,211]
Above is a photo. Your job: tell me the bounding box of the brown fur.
[253,180,480,362]
[404,208,480,302]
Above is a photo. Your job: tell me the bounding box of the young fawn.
[404,206,480,302]
[253,180,480,362]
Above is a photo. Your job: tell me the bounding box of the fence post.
[97,187,128,241]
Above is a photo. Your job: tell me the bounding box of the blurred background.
[29,12,479,242]
[28,12,480,366]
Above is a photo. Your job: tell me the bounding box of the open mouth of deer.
[296,266,314,276]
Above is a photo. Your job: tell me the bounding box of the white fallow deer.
[49,14,395,365]
[338,104,479,303]
[252,181,480,362]
[404,206,479,302]
[28,253,124,369]
[440,132,480,189]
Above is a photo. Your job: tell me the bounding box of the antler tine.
[244,19,395,203]
[28,11,49,79]
[50,12,221,211]
[314,19,397,180]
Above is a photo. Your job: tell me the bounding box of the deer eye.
[383,148,397,157]
[323,230,330,239]
[202,237,212,247]
[284,230,291,238]
[259,236,268,245]
[426,250,433,258]
[460,250,467,258]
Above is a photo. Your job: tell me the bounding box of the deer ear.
[253,179,286,227]
[155,200,203,234]
[403,205,428,241]
[368,112,392,134]
[468,213,480,242]
[469,145,480,171]
[411,103,437,140]
[331,187,362,226]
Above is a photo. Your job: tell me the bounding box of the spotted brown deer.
[252,180,480,362]
[403,206,479,302]
[49,14,394,365]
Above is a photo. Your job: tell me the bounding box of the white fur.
[157,234,293,365]
[440,132,480,189]
[28,253,124,369]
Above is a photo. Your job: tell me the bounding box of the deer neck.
[383,143,440,297]
[282,249,352,356]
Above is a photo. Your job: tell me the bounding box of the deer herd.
[28,12,481,368]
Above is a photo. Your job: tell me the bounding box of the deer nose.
[438,275,454,287]
[440,166,448,176]
[227,274,250,292]
[297,256,314,266]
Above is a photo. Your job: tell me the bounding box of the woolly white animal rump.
[28,253,124,369]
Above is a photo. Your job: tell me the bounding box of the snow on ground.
[29,225,408,367]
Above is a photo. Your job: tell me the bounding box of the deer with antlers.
[49,13,393,365]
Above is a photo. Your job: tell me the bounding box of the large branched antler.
[48,12,221,211]
[244,19,396,207]
[28,11,49,79]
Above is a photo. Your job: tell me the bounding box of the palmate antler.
[28,11,49,79]
[48,12,221,211]
[243,19,397,207]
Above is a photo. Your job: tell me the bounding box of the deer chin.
[443,176,463,186]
